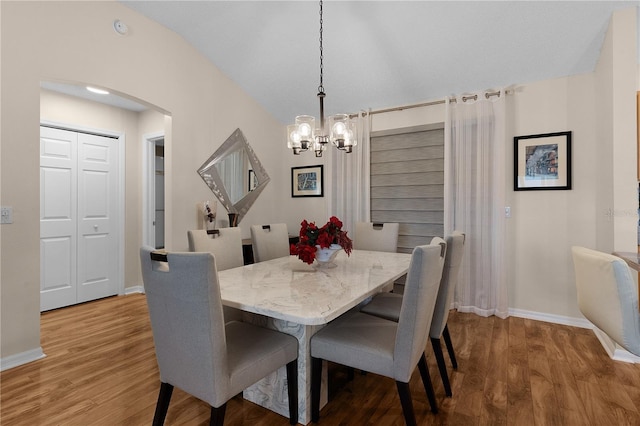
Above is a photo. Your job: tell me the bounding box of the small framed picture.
[248,169,257,192]
[291,165,323,197]
[514,131,571,191]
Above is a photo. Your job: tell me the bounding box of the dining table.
[217,249,412,425]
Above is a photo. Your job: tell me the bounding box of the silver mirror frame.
[197,128,270,224]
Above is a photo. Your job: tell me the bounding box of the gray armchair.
[572,246,640,357]
[140,247,299,425]
[310,239,446,425]
[360,232,465,397]
[250,223,290,262]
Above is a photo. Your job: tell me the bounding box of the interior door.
[40,126,119,311]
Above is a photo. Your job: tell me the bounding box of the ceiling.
[48,2,640,122]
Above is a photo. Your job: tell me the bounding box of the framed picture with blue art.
[291,164,323,197]
[514,131,571,191]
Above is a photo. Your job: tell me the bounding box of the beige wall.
[1,2,637,365]
[1,1,318,362]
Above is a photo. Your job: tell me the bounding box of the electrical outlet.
[1,206,13,224]
[505,206,511,218]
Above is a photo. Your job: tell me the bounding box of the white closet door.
[77,132,118,303]
[40,127,119,311]
[40,127,78,311]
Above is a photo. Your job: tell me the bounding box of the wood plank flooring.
[1,294,639,425]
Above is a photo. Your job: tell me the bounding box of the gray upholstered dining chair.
[310,239,446,425]
[250,223,290,262]
[360,231,465,397]
[188,228,245,323]
[571,246,640,357]
[140,247,299,426]
[188,228,244,271]
[354,222,399,253]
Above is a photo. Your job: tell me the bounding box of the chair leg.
[209,403,226,426]
[443,324,458,369]
[430,337,452,397]
[347,366,355,381]
[286,359,299,425]
[417,353,438,414]
[311,357,323,423]
[152,382,173,426]
[396,381,417,426]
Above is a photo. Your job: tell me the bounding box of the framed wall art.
[248,169,257,192]
[291,165,323,197]
[514,131,571,191]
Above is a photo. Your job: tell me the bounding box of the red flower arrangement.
[290,216,353,265]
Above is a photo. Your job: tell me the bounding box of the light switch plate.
[1,206,13,224]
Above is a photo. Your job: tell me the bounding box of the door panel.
[40,128,78,311]
[77,132,118,303]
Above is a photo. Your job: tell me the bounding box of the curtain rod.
[354,90,504,117]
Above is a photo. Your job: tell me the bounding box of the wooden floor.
[2,294,639,426]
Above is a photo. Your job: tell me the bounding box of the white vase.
[315,244,342,268]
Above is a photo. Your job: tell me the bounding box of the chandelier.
[286,0,357,157]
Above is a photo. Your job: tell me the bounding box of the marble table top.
[218,249,411,325]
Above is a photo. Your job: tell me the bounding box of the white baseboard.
[509,307,640,364]
[508,308,592,329]
[592,327,640,364]
[0,347,46,372]
[124,285,144,295]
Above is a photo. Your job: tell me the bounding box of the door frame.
[40,119,125,296]
[142,132,165,248]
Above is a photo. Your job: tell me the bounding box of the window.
[370,124,444,253]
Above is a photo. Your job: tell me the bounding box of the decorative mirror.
[197,128,270,225]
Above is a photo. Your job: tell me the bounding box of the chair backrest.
[353,222,399,252]
[430,231,465,339]
[250,223,289,262]
[393,237,446,382]
[571,246,640,356]
[187,228,244,271]
[140,247,230,406]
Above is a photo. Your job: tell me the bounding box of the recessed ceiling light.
[86,86,109,95]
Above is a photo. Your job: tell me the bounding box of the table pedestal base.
[242,313,328,425]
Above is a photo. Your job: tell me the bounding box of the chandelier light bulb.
[333,121,346,136]
[299,123,312,137]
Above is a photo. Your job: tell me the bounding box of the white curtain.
[216,150,244,204]
[445,90,508,318]
[328,110,371,235]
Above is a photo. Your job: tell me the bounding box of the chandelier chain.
[318,0,324,94]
